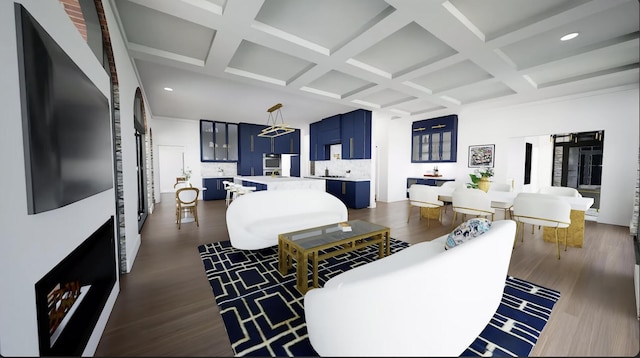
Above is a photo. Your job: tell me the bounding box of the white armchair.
[407,184,444,226]
[451,187,495,228]
[538,186,581,197]
[489,182,513,219]
[512,193,571,259]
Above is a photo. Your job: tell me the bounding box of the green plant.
[182,167,192,181]
[466,167,494,189]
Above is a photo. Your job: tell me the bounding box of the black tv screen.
[15,4,113,215]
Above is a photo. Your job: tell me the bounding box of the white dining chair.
[173,181,192,189]
[222,181,236,207]
[407,184,444,227]
[489,182,513,219]
[451,187,495,228]
[439,181,459,214]
[175,187,200,229]
[231,183,257,201]
[511,193,571,259]
[538,186,581,197]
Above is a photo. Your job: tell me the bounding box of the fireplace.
[35,217,117,356]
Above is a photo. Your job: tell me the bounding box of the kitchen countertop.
[234,175,322,183]
[233,176,326,191]
[407,176,455,181]
[305,176,370,182]
[202,175,236,179]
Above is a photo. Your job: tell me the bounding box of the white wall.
[379,87,639,226]
[0,1,118,355]
[152,117,204,201]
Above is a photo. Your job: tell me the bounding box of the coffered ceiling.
[109,0,639,126]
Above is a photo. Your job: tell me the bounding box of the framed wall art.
[468,144,495,168]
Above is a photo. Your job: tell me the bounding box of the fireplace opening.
[35,216,116,356]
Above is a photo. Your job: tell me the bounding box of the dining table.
[430,187,594,248]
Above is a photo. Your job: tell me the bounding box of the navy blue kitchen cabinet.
[241,180,267,191]
[272,129,300,154]
[411,114,458,163]
[238,123,270,176]
[309,121,329,161]
[310,115,341,161]
[325,179,370,209]
[318,114,341,145]
[202,177,233,200]
[341,109,371,159]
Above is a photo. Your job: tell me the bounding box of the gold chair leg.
[555,227,560,260]
[193,207,199,227]
[178,208,182,230]
[407,205,412,223]
[564,227,568,251]
[451,212,457,229]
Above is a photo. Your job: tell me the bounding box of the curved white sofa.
[226,189,348,250]
[304,219,516,357]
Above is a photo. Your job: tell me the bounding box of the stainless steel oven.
[263,153,281,175]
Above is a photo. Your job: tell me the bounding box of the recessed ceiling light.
[560,32,579,41]
[163,87,173,92]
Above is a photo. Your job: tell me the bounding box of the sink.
[320,175,345,178]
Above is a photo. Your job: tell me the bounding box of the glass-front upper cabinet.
[200,120,238,162]
[411,114,458,163]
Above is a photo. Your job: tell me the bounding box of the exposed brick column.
[59,0,87,41]
[93,0,125,272]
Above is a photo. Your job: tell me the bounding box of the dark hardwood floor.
[95,193,639,356]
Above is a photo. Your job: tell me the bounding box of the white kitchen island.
[233,176,326,191]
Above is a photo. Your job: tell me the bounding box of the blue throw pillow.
[445,218,492,250]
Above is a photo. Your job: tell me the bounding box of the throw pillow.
[445,218,492,250]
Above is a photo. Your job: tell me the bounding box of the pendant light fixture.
[258,103,295,138]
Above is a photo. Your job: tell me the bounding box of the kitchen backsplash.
[313,144,371,178]
[201,162,237,177]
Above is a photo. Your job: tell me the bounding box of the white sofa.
[226,189,348,250]
[304,219,517,357]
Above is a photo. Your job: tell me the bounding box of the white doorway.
[158,145,185,193]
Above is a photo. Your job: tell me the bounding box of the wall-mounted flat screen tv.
[15,4,113,215]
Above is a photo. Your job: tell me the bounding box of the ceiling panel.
[227,40,315,83]
[408,60,494,93]
[304,70,375,97]
[445,82,517,104]
[357,88,417,107]
[255,0,392,52]
[500,1,640,69]
[110,0,639,124]
[117,0,215,61]
[450,0,590,40]
[351,22,457,77]
[525,45,640,86]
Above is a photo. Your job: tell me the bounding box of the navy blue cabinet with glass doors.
[200,120,238,162]
[411,114,458,163]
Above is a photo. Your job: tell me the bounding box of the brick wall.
[59,0,87,41]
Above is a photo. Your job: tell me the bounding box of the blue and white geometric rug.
[198,239,560,357]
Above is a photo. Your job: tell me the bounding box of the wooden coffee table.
[278,220,390,294]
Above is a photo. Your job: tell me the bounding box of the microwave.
[263,153,281,169]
